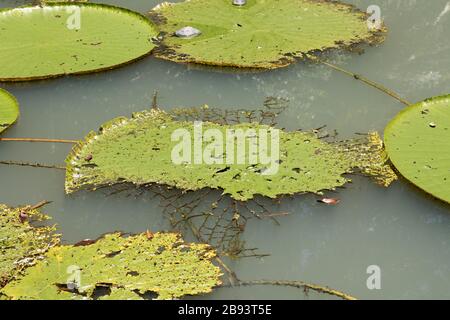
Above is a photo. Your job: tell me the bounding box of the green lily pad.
[0,88,19,134]
[1,232,222,300]
[65,107,396,201]
[43,0,88,3]
[0,204,60,289]
[0,3,158,81]
[149,0,385,69]
[42,0,88,3]
[384,95,450,203]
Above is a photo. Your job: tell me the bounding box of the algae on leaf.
[0,3,158,81]
[384,95,450,203]
[149,0,385,69]
[65,107,396,201]
[0,88,19,134]
[1,232,222,300]
[0,204,60,288]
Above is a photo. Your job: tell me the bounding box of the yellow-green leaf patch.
[149,0,385,69]
[1,232,222,300]
[65,107,396,201]
[0,204,60,289]
[0,3,158,81]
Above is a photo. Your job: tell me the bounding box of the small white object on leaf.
[175,26,202,38]
[233,0,247,6]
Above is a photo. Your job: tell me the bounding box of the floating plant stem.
[317,59,411,106]
[183,206,355,299]
[184,216,240,286]
[0,160,66,170]
[0,138,79,144]
[235,280,357,300]
[27,200,52,210]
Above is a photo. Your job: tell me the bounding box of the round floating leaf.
[149,0,385,69]
[0,88,19,134]
[65,108,395,201]
[1,232,222,300]
[0,3,158,81]
[385,95,450,203]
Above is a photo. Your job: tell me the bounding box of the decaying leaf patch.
[65,106,396,201]
[1,232,222,300]
[148,0,386,69]
[0,204,60,289]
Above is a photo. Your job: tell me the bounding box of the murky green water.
[1,0,449,299]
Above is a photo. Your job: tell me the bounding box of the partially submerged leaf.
[0,88,19,134]
[149,0,385,69]
[384,95,450,203]
[65,108,396,201]
[1,232,222,300]
[0,204,60,288]
[0,3,158,81]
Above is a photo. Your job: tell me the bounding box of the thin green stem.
[316,59,411,106]
[0,138,78,144]
[0,160,66,170]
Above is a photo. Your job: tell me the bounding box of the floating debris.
[175,26,202,38]
[232,0,247,6]
[317,198,340,205]
[18,211,28,223]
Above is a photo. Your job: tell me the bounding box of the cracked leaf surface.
[384,95,450,203]
[149,0,385,69]
[0,3,158,81]
[0,204,59,289]
[65,108,396,201]
[1,232,222,300]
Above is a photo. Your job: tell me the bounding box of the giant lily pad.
[384,95,450,203]
[1,232,222,300]
[0,204,60,288]
[65,107,396,201]
[42,0,88,3]
[149,0,385,69]
[0,88,19,134]
[0,3,158,81]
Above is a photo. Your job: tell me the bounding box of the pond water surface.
[0,0,449,299]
